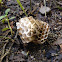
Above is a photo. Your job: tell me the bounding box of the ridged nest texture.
[16,16,50,44]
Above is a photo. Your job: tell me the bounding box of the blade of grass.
[44,0,46,17]
[0,0,2,3]
[0,0,2,2]
[57,6,62,10]
[9,17,15,20]
[16,0,28,16]
[8,19,12,35]
[2,28,9,31]
[0,36,10,39]
[30,0,31,12]
[6,18,13,35]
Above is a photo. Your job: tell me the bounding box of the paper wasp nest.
[16,16,50,44]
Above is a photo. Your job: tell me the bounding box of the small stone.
[31,56,35,60]
[31,56,34,59]
[54,28,57,30]
[21,51,27,56]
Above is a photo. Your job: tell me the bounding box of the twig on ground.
[56,1,62,5]
[0,40,14,62]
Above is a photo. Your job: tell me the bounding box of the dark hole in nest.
[28,32,31,36]
[41,40,43,42]
[46,32,47,34]
[41,28,42,29]
[34,35,38,39]
[40,30,42,33]
[42,32,44,35]
[39,34,41,37]
[33,31,36,34]
[38,38,40,40]
[45,35,47,38]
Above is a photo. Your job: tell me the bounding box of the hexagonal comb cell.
[16,16,50,44]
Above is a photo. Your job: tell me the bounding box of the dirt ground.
[0,0,62,62]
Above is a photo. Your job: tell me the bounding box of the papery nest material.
[16,16,50,44]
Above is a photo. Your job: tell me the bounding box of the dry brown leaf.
[39,6,51,14]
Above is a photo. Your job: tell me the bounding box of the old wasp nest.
[16,16,50,44]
